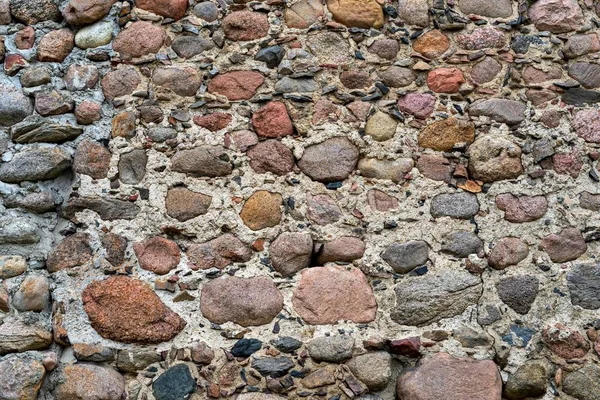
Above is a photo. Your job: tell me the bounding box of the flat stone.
[55,364,125,400]
[0,84,33,126]
[539,227,587,263]
[292,265,377,324]
[252,357,295,377]
[187,234,252,270]
[222,11,269,41]
[381,240,429,274]
[118,149,147,184]
[0,147,71,183]
[468,98,527,125]
[497,275,539,314]
[542,323,589,359]
[367,189,399,211]
[307,335,355,362]
[568,263,600,309]
[75,20,114,49]
[573,108,600,143]
[231,338,262,358]
[239,190,282,230]
[252,102,294,138]
[365,110,397,142]
[488,237,529,269]
[377,66,416,88]
[419,118,474,151]
[116,349,160,372]
[564,34,600,59]
[562,363,600,400]
[457,27,506,50]
[413,30,449,59]
[271,337,302,353]
[0,218,40,244]
[73,140,110,179]
[316,236,365,265]
[171,145,233,177]
[13,275,50,312]
[495,194,548,222]
[427,68,465,93]
[416,154,452,182]
[171,36,214,58]
[0,317,53,355]
[470,57,502,84]
[153,364,196,400]
[458,0,512,17]
[391,268,482,326]
[208,71,265,101]
[10,117,83,144]
[396,353,502,400]
[358,157,414,183]
[430,192,479,219]
[441,231,483,258]
[568,62,600,89]
[200,275,283,326]
[247,139,295,175]
[270,232,313,277]
[62,0,115,25]
[63,196,140,221]
[467,136,523,182]
[113,21,166,59]
[504,361,547,400]
[37,29,74,62]
[298,137,359,183]
[301,366,336,388]
[165,187,212,221]
[326,0,383,28]
[101,67,140,101]
[136,0,188,20]
[82,276,186,343]
[528,0,583,33]
[285,0,323,28]
[134,237,180,275]
[306,193,342,225]
[397,93,436,119]
[348,352,391,391]
[0,357,45,400]
[274,77,317,93]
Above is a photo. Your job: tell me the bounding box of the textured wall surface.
[1,0,600,398]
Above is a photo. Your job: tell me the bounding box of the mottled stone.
[55,364,125,400]
[15,27,35,50]
[292,266,377,324]
[307,335,355,362]
[470,57,502,84]
[568,62,600,89]
[187,234,251,270]
[270,232,313,277]
[397,93,435,119]
[73,140,110,179]
[347,352,391,391]
[46,233,92,272]
[528,0,583,33]
[306,31,350,64]
[62,0,115,25]
[111,111,136,138]
[419,118,474,151]
[488,237,529,270]
[101,67,140,101]
[74,20,113,49]
[252,357,294,378]
[0,84,33,126]
[10,0,60,24]
[37,29,74,62]
[396,353,502,400]
[430,192,479,219]
[118,149,147,184]
[172,36,214,58]
[564,34,600,59]
[504,361,547,400]
[469,99,527,125]
[0,317,52,355]
[580,192,600,211]
[495,194,548,222]
[208,71,265,101]
[458,0,512,17]
[64,65,99,92]
[358,157,414,183]
[542,323,589,359]
[285,0,323,28]
[134,237,180,275]
[113,21,166,59]
[82,276,186,343]
[34,90,73,116]
[165,187,211,222]
[0,357,45,400]
[306,193,342,225]
[540,227,587,263]
[457,28,506,50]
[301,366,336,388]
[398,0,429,27]
[75,100,101,124]
[497,275,539,314]
[222,11,269,41]
[365,110,397,141]
[568,263,600,310]
[316,236,365,265]
[200,275,283,326]
[102,233,127,266]
[20,67,51,88]
[416,154,452,182]
[573,108,600,143]
[171,145,233,177]
[63,196,140,221]
[413,30,449,59]
[381,240,429,274]
[153,67,202,97]
[562,364,600,400]
[298,137,359,182]
[136,0,188,20]
[326,0,383,28]
[441,231,483,258]
[377,66,416,88]
[391,268,482,326]
[252,102,294,138]
[427,68,465,93]
[367,189,399,211]
[0,256,27,279]
[13,274,50,312]
[240,190,282,230]
[0,147,71,183]
[248,139,295,175]
[467,136,523,182]
[368,38,399,60]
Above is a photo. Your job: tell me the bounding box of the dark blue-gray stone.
[251,356,294,377]
[271,336,302,353]
[153,364,196,400]
[231,338,262,358]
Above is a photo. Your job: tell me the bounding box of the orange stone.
[413,30,449,59]
[239,191,282,230]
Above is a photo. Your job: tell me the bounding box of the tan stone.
[326,0,384,28]
[240,191,282,230]
[419,118,475,152]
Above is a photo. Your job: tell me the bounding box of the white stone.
[75,21,114,49]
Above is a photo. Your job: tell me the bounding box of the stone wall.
[1,0,600,398]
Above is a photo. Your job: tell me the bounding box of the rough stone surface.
[497,275,539,314]
[165,187,212,221]
[567,263,600,310]
[55,364,125,400]
[307,335,355,362]
[0,358,45,400]
[381,240,429,274]
[467,135,523,182]
[133,237,180,275]
[430,192,479,219]
[269,232,313,277]
[239,190,282,230]
[298,137,359,182]
[539,227,587,263]
[419,118,475,151]
[187,234,251,270]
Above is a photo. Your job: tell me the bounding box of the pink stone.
[208,71,265,101]
[573,109,600,143]
[252,102,294,138]
[397,93,436,119]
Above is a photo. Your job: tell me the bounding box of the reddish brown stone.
[153,67,202,97]
[75,100,101,125]
[292,265,377,324]
[46,233,92,273]
[15,27,35,50]
[312,99,341,124]
[416,154,452,182]
[284,0,323,28]
[135,0,188,19]
[37,29,74,62]
[187,234,252,270]
[111,111,136,138]
[133,237,180,275]
[102,67,140,101]
[222,11,269,41]
[200,276,283,326]
[488,237,529,270]
[4,54,28,76]
[543,323,590,359]
[397,93,436,119]
[55,364,124,400]
[34,90,73,116]
[427,68,465,93]
[62,0,116,25]
[553,151,583,178]
[113,21,166,59]
[522,65,563,84]
[340,70,372,89]
[102,233,127,266]
[270,232,313,277]
[495,194,548,223]
[252,102,294,138]
[240,191,282,230]
[539,227,587,263]
[390,337,421,357]
[165,187,211,222]
[194,113,232,131]
[82,276,186,343]
[207,71,265,101]
[73,140,111,179]
[247,139,295,175]
[396,353,502,400]
[367,189,399,211]
[306,193,342,225]
[413,30,449,59]
[316,236,365,265]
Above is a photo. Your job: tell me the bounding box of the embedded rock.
[298,137,359,183]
